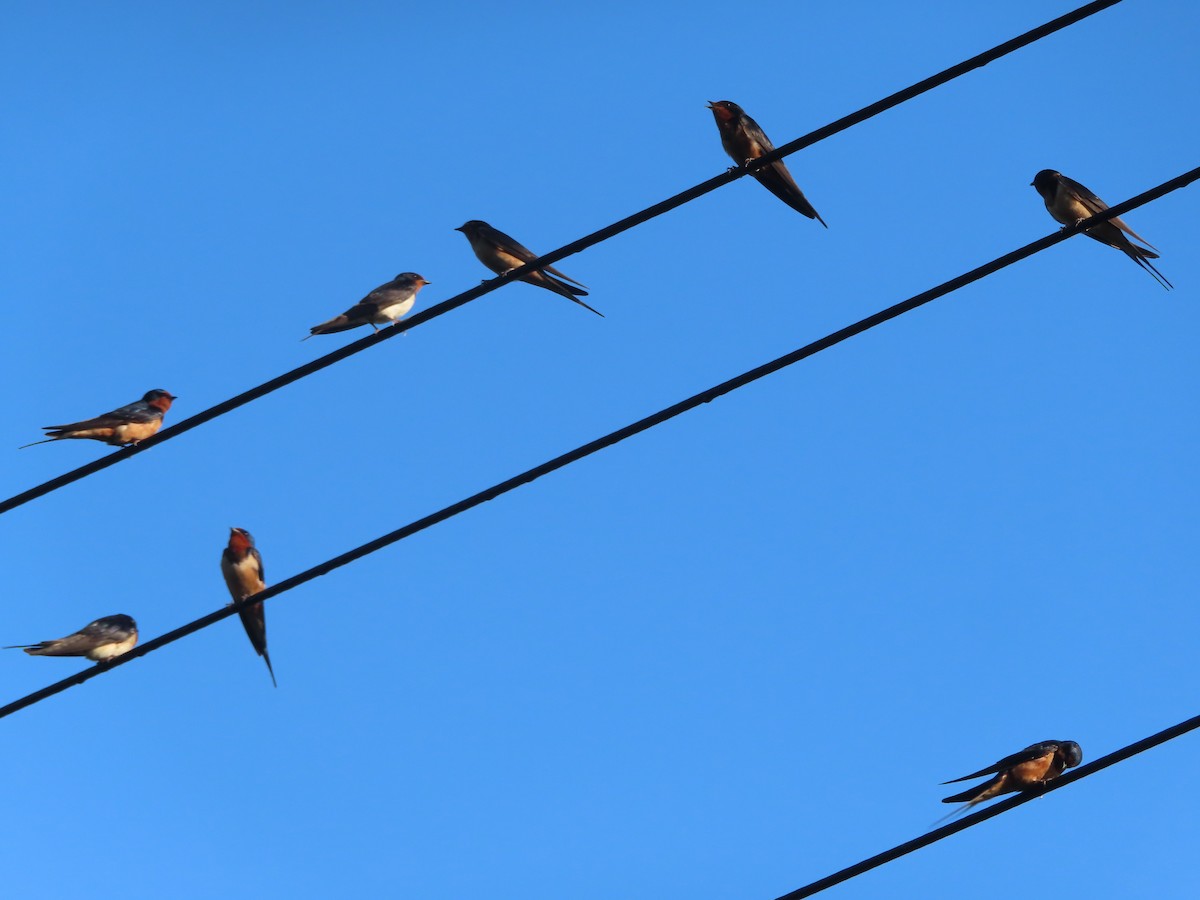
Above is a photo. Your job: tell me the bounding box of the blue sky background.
[2,1,1197,897]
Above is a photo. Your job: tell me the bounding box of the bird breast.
[87,634,138,661]
[374,296,417,324]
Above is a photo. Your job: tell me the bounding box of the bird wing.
[942,742,1057,784]
[24,634,94,656]
[46,400,156,431]
[1062,175,1157,249]
[78,617,135,641]
[359,279,407,307]
[1059,176,1108,216]
[741,115,777,155]
[238,601,269,657]
[540,262,587,289]
[486,228,586,288]
[485,226,538,264]
[250,546,265,584]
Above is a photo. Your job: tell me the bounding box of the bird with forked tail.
[6,615,138,662]
[707,100,827,227]
[305,272,430,339]
[935,739,1082,824]
[1032,169,1171,290]
[20,389,176,449]
[221,527,277,687]
[455,219,603,317]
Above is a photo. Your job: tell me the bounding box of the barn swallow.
[707,100,827,227]
[454,220,603,317]
[5,614,138,662]
[305,272,430,339]
[220,527,276,687]
[1031,169,1172,290]
[938,739,1083,820]
[19,389,177,449]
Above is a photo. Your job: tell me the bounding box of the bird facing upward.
[221,527,276,687]
[707,100,827,227]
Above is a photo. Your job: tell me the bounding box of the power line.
[1,166,1193,722]
[0,0,1125,518]
[773,711,1200,899]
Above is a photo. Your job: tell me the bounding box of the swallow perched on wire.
[20,389,177,449]
[454,220,603,317]
[1031,169,1172,290]
[5,615,138,662]
[938,739,1083,820]
[220,527,276,687]
[305,272,430,339]
[707,100,827,227]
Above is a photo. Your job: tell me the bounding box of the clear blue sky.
[2,2,1197,897]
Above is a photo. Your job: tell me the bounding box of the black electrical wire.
[0,0,1125,518]
[1,164,1193,722]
